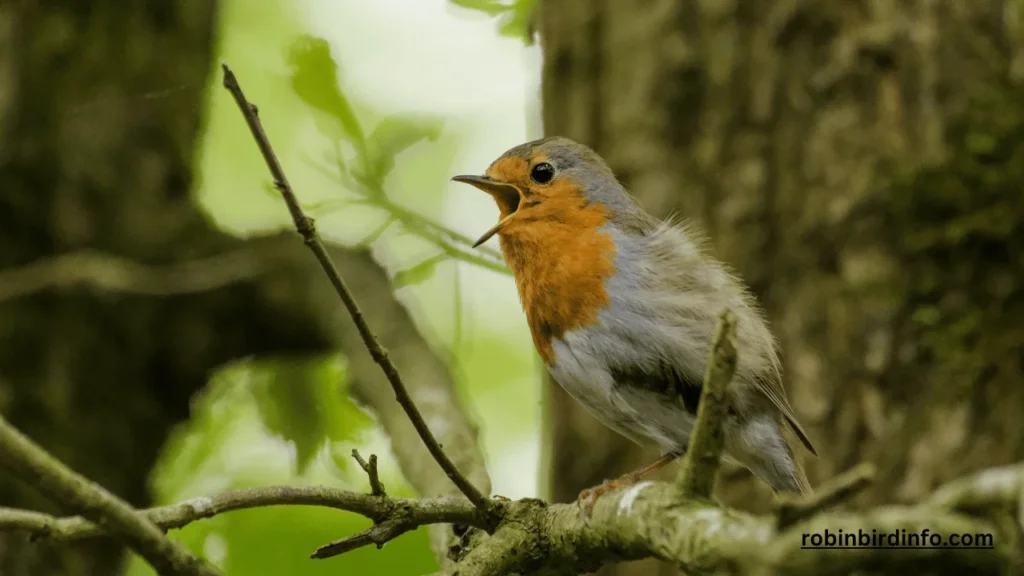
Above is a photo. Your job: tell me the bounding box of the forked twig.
[352,449,386,497]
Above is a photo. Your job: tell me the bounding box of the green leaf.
[150,364,254,499]
[315,355,374,444]
[250,355,372,474]
[497,0,536,41]
[393,254,447,288]
[287,35,365,146]
[450,0,536,43]
[450,0,509,17]
[361,114,444,183]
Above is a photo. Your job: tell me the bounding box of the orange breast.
[498,190,616,364]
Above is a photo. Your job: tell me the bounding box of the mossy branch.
[0,464,1017,574]
[444,464,1020,575]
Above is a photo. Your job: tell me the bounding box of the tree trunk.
[539,1,1024,574]
[0,2,481,574]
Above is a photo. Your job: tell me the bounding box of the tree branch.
[0,461,1017,574]
[0,485,484,552]
[0,415,220,576]
[446,463,1019,576]
[676,308,737,499]
[0,247,270,302]
[929,461,1024,506]
[221,64,496,523]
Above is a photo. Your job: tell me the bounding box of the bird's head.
[452,136,647,247]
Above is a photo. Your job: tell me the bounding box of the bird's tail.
[735,413,813,496]
[787,442,813,496]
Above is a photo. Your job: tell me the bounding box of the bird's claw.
[577,487,599,525]
[576,478,622,525]
[492,494,511,502]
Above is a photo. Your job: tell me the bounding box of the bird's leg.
[577,451,682,522]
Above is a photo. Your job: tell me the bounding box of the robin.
[452,137,816,515]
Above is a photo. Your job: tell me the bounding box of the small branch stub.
[352,449,386,497]
[311,518,410,559]
[676,308,738,500]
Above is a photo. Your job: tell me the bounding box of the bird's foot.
[577,475,641,525]
[491,494,511,502]
[575,453,682,524]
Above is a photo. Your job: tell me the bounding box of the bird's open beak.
[451,174,522,248]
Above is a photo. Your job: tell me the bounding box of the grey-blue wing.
[607,358,704,417]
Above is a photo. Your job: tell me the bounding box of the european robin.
[452,137,816,515]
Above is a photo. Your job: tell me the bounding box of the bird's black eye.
[530,162,555,184]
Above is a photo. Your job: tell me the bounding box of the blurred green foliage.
[393,253,449,289]
[363,115,445,186]
[251,355,373,475]
[287,34,445,199]
[888,76,1024,395]
[124,361,437,576]
[288,36,366,149]
[450,0,537,42]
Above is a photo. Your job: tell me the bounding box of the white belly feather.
[549,333,696,454]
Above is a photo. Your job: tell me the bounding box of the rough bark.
[539,0,1024,574]
[0,2,483,574]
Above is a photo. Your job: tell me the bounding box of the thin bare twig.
[0,415,220,576]
[352,450,386,497]
[776,463,875,529]
[221,64,496,524]
[312,517,411,559]
[676,308,738,499]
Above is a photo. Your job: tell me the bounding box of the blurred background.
[1,0,1023,575]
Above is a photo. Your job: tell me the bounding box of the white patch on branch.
[183,496,215,517]
[617,481,653,517]
[690,508,723,538]
[975,466,1019,496]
